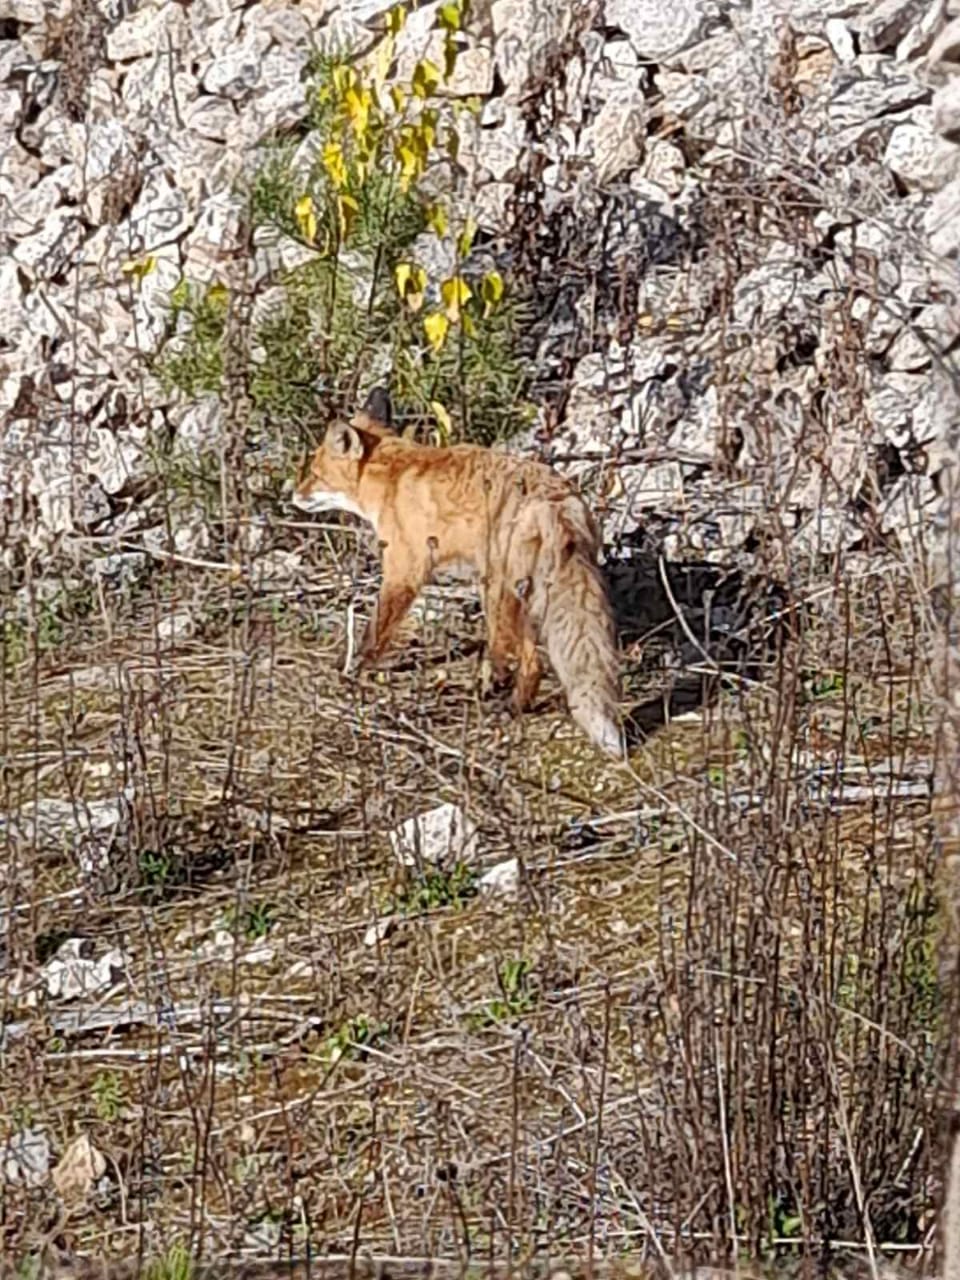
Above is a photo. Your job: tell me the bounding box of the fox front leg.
[355,548,423,668]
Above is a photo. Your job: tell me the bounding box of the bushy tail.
[524,499,624,759]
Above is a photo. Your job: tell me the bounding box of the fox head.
[292,387,396,520]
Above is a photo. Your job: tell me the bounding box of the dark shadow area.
[604,548,800,752]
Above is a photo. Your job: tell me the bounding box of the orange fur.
[293,398,623,758]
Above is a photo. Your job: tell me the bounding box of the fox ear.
[361,386,392,427]
[326,422,364,459]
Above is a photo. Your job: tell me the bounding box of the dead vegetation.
[0,499,949,1277]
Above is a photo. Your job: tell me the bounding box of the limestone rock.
[934,78,960,143]
[858,0,932,52]
[884,112,960,189]
[925,175,960,255]
[605,0,704,62]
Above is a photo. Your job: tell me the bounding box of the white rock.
[641,139,686,196]
[107,1,187,61]
[201,28,272,99]
[597,38,641,96]
[312,7,368,55]
[582,88,647,183]
[865,371,927,440]
[184,96,238,141]
[3,1130,50,1189]
[129,244,183,354]
[122,58,199,122]
[157,610,196,643]
[492,0,572,96]
[925,175,960,255]
[479,858,520,895]
[933,78,960,144]
[927,12,960,65]
[887,302,960,370]
[42,939,128,1002]
[182,189,244,276]
[11,208,84,275]
[7,164,77,235]
[364,916,397,947]
[859,0,931,51]
[884,114,960,190]
[824,17,857,61]
[0,260,28,350]
[474,181,512,229]
[826,67,927,141]
[174,396,225,455]
[389,802,480,868]
[243,1,314,46]
[234,45,310,139]
[605,0,703,61]
[125,170,191,250]
[0,793,128,849]
[897,0,949,58]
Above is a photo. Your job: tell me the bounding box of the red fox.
[293,391,624,758]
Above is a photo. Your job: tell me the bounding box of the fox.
[292,390,624,759]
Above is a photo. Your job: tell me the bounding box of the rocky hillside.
[1,0,959,577]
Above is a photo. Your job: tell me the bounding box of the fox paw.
[479,655,513,701]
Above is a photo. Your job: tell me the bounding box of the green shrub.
[155,2,530,449]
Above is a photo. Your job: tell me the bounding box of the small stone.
[42,939,127,1002]
[582,88,647,183]
[157,610,196,644]
[52,1135,108,1206]
[364,916,397,947]
[859,0,930,53]
[479,858,520,895]
[389,803,480,868]
[107,1,187,61]
[3,1129,51,1189]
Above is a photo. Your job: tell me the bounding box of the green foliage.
[92,1069,124,1122]
[390,861,478,915]
[158,280,228,400]
[156,0,528,451]
[2,583,96,672]
[225,899,278,941]
[802,670,845,701]
[323,1014,389,1064]
[138,848,177,896]
[469,957,535,1029]
[144,1242,194,1280]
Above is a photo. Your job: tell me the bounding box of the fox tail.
[523,500,624,759]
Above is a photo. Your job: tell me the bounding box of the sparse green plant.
[92,1069,124,1122]
[143,1241,194,1280]
[803,670,845,700]
[225,899,278,941]
[14,1255,43,1280]
[389,861,478,915]
[138,849,176,894]
[469,957,535,1029]
[322,1015,389,1064]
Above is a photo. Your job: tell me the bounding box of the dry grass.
[0,506,946,1277]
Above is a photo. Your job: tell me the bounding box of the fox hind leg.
[480,581,524,694]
